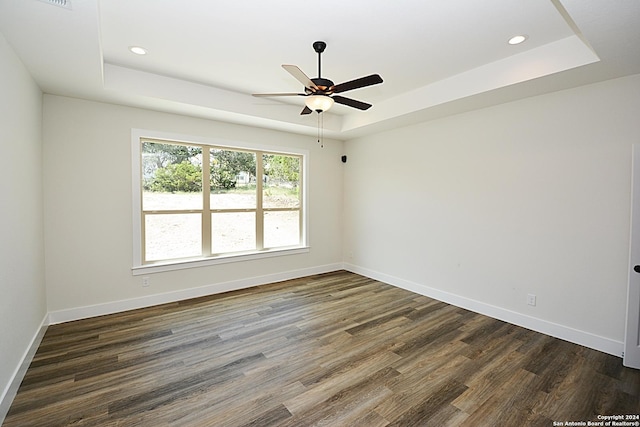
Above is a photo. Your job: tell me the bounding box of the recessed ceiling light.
[129,46,147,55]
[508,35,528,45]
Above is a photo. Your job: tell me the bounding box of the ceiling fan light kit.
[305,94,334,113]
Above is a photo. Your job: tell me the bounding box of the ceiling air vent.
[37,0,72,10]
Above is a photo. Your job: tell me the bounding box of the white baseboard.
[48,263,343,324]
[344,263,624,358]
[1,263,624,424]
[0,313,49,425]
[48,262,624,356]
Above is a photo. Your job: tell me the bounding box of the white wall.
[0,34,46,415]
[42,95,344,316]
[343,74,640,354]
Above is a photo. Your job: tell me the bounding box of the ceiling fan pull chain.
[321,112,324,148]
[317,112,323,148]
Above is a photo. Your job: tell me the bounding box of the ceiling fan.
[252,41,383,115]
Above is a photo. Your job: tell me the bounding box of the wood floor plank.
[283,350,401,415]
[384,379,469,427]
[460,367,540,425]
[4,270,639,426]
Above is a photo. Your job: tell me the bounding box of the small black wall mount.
[341,155,347,163]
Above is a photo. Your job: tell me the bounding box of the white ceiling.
[1,0,638,139]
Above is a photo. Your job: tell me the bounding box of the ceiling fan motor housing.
[307,78,334,94]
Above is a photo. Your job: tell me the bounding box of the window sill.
[132,246,310,275]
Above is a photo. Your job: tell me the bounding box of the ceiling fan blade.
[252,93,305,97]
[331,74,383,94]
[282,64,318,91]
[300,106,313,115]
[332,95,372,110]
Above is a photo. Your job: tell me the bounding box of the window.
[132,131,307,272]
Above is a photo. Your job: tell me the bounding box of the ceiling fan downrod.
[313,41,326,79]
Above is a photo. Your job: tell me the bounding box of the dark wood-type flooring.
[4,271,640,426]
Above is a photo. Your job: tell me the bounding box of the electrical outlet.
[142,276,150,287]
[527,294,536,306]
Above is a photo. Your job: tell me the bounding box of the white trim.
[344,263,624,358]
[131,246,310,275]
[131,130,143,267]
[49,263,342,324]
[624,144,640,368]
[0,313,49,425]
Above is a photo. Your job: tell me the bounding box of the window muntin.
[138,138,304,265]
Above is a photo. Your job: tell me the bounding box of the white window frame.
[131,129,309,275]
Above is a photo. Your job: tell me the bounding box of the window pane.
[263,154,301,209]
[142,142,202,210]
[212,212,256,253]
[264,211,299,248]
[210,149,256,209]
[145,214,201,261]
